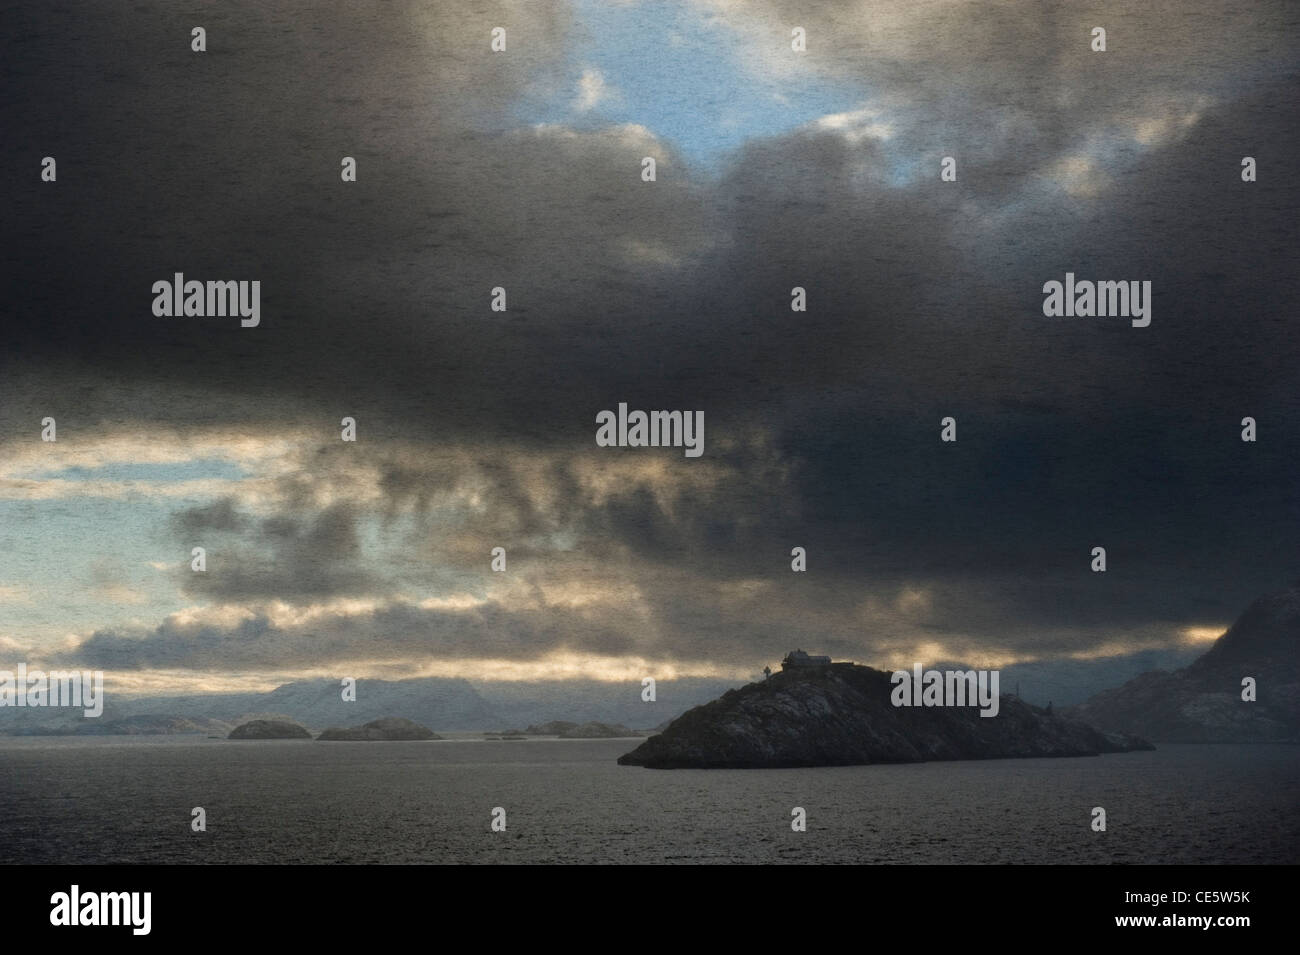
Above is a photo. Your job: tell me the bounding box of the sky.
[1,0,1297,698]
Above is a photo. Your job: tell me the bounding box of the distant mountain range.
[1069,579,1300,742]
[0,675,740,735]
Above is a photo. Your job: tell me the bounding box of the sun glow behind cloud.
[95,652,758,697]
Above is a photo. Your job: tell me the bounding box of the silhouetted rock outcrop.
[316,716,441,740]
[228,719,312,740]
[1069,580,1300,742]
[618,664,1151,768]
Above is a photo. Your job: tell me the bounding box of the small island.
[316,716,442,741]
[557,721,640,738]
[525,720,579,735]
[228,719,312,740]
[619,656,1152,769]
[522,720,641,738]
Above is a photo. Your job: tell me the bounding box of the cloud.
[173,499,380,602]
[25,426,1249,676]
[573,67,616,112]
[0,584,34,605]
[1,0,1297,686]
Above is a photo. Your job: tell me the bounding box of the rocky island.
[316,716,441,740]
[618,662,1151,769]
[228,719,312,740]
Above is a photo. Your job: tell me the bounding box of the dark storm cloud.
[3,0,1297,670]
[67,598,650,671]
[54,556,1223,674]
[173,497,380,600]
[172,497,249,536]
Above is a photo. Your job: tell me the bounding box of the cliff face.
[617,664,1151,769]
[1069,581,1300,742]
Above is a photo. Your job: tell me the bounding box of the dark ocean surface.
[2,737,1295,864]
